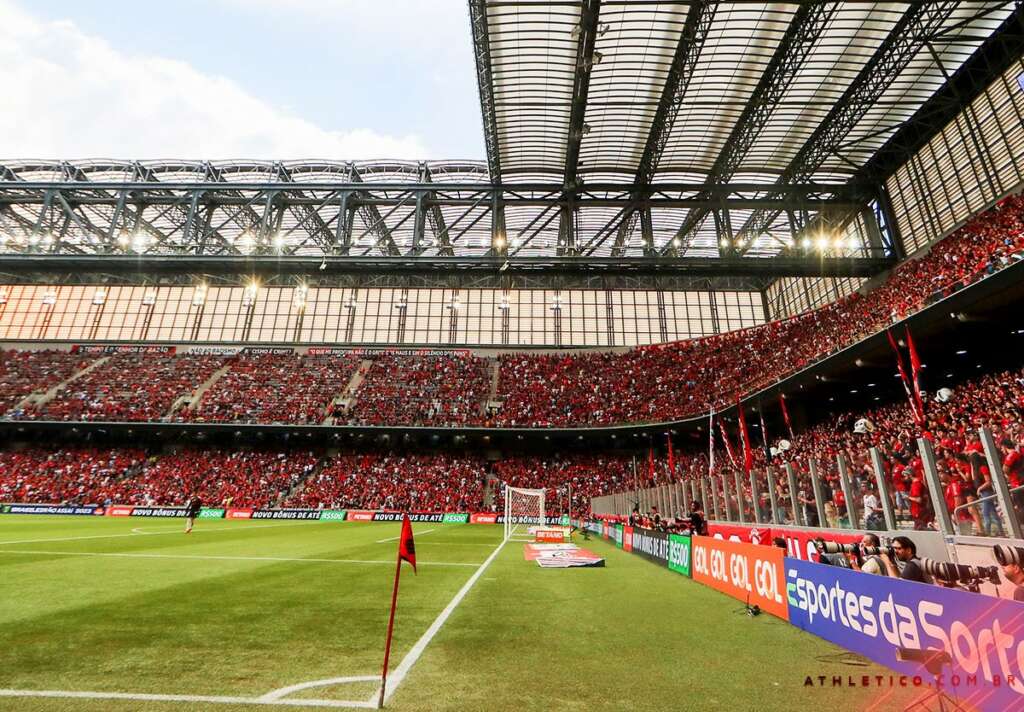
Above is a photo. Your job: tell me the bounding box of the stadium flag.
[648,448,656,486]
[758,405,772,462]
[378,514,417,708]
[736,399,754,476]
[905,325,926,423]
[779,394,795,441]
[718,419,738,468]
[886,329,924,426]
[667,435,676,482]
[708,407,716,478]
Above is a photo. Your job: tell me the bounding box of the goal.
[504,486,545,541]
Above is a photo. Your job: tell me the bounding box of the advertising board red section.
[346,511,375,522]
[707,522,862,562]
[226,508,253,520]
[691,536,788,620]
[470,512,498,524]
[106,506,134,517]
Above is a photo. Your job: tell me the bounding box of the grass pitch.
[0,516,918,711]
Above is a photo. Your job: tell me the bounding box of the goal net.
[504,486,545,541]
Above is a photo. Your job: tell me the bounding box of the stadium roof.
[0,1,1020,276]
[470,0,1020,255]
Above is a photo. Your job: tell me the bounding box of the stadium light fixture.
[719,238,730,248]
[117,230,131,248]
[815,236,828,252]
[242,280,259,306]
[672,237,681,248]
[28,233,40,247]
[132,231,149,252]
[272,232,285,251]
[238,231,256,254]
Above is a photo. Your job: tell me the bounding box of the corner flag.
[398,513,417,573]
[379,514,417,708]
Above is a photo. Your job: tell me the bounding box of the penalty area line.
[375,535,508,705]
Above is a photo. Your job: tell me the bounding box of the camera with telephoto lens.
[814,539,859,556]
[860,545,896,559]
[921,557,1001,592]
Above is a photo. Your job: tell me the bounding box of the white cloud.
[0,0,432,160]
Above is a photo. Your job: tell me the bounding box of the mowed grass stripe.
[0,518,500,703]
[387,533,921,712]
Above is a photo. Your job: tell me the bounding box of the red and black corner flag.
[398,513,417,574]
[379,514,417,708]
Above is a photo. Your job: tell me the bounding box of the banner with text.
[692,535,788,620]
[668,534,692,577]
[784,557,1024,711]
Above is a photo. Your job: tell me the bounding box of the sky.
[0,0,485,161]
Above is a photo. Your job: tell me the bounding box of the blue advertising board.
[784,557,1024,711]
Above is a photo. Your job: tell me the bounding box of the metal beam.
[469,0,502,182]
[733,1,962,251]
[0,254,895,279]
[564,0,602,189]
[669,3,838,254]
[612,0,716,256]
[349,166,400,256]
[860,3,1024,185]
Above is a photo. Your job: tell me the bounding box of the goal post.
[504,485,545,541]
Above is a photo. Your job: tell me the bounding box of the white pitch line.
[259,675,379,702]
[0,549,480,568]
[0,520,315,546]
[0,688,376,708]
[375,536,508,705]
[375,527,436,544]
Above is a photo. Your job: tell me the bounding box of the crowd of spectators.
[346,354,490,427]
[496,192,1024,426]
[120,449,319,508]
[0,447,146,504]
[287,452,487,511]
[0,447,317,508]
[0,349,92,415]
[616,362,1024,537]
[492,454,630,516]
[22,352,225,422]
[0,191,1020,430]
[185,353,361,425]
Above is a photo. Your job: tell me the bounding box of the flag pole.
[377,549,404,709]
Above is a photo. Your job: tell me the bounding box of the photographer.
[850,533,887,576]
[880,535,927,583]
[688,501,706,536]
[994,545,1024,602]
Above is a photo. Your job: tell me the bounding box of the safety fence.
[586,520,1024,712]
[592,426,1024,540]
